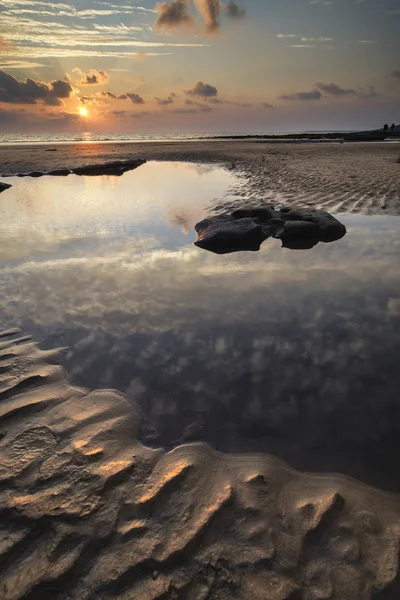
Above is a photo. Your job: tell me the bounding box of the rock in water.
[0,181,11,192]
[232,206,275,222]
[279,208,347,242]
[72,158,146,176]
[194,205,346,253]
[194,215,267,254]
[48,168,71,176]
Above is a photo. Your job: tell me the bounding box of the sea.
[0,132,245,145]
[0,130,366,145]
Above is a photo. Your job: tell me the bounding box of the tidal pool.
[1,161,400,491]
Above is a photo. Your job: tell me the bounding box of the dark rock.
[48,168,71,176]
[0,182,11,193]
[72,158,146,176]
[232,206,275,223]
[45,149,57,152]
[194,213,233,235]
[281,220,321,239]
[28,171,44,178]
[195,215,267,254]
[194,205,346,254]
[279,209,346,242]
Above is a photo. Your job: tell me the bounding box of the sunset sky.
[0,0,399,133]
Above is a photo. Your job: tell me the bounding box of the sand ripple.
[1,330,400,599]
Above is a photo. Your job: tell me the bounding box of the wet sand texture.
[1,141,400,215]
[1,329,400,600]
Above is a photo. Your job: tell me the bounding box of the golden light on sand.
[78,106,88,117]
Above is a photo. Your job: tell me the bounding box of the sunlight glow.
[78,107,88,117]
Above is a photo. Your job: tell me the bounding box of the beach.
[1,142,400,600]
[1,140,400,215]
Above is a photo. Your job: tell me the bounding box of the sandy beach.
[1,330,400,600]
[1,140,400,215]
[1,143,400,599]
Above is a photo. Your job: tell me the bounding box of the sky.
[0,0,400,133]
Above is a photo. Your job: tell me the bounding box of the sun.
[78,106,88,117]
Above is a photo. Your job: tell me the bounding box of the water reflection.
[1,164,400,492]
[0,161,235,264]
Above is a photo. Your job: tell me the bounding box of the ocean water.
[0,131,247,145]
[1,161,400,491]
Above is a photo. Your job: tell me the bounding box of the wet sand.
[1,140,400,215]
[1,144,400,599]
[1,330,400,600]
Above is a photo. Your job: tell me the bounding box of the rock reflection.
[1,215,400,491]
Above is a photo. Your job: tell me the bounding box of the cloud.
[74,68,109,85]
[155,0,194,29]
[315,82,356,96]
[0,35,13,52]
[195,0,220,32]
[100,91,127,100]
[131,111,150,118]
[0,106,80,130]
[262,102,274,108]
[111,110,126,116]
[155,94,176,106]
[0,61,49,70]
[279,82,378,102]
[186,81,218,97]
[170,105,212,113]
[0,70,73,106]
[127,92,144,104]
[280,90,322,101]
[154,0,245,32]
[392,71,400,79]
[224,0,245,18]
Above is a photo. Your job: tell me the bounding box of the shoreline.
[1,140,400,215]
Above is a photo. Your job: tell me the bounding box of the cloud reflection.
[1,214,400,491]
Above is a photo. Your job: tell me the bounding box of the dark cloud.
[112,110,126,117]
[79,94,106,106]
[155,94,176,106]
[186,81,218,97]
[75,69,109,85]
[0,70,73,106]
[391,71,400,78]
[280,90,322,101]
[101,91,127,100]
[224,0,245,19]
[154,0,245,32]
[281,82,378,102]
[262,102,274,108]
[155,0,194,29]
[315,82,356,96]
[127,92,144,104]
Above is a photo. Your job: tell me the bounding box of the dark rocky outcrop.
[232,206,275,222]
[48,168,71,176]
[1,159,146,179]
[72,158,146,176]
[194,214,267,254]
[195,205,346,253]
[0,181,11,192]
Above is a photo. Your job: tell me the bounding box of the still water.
[1,161,400,491]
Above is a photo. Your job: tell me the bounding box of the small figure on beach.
[384,123,389,133]
[391,123,396,133]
